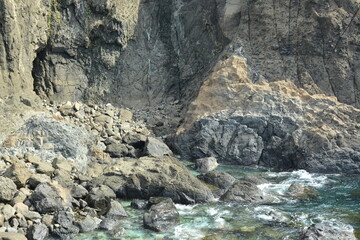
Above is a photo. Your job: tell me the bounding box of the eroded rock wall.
[0,0,49,101]
[218,0,360,107]
[174,56,360,173]
[31,0,229,108]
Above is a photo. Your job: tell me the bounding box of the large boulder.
[26,224,49,240]
[28,182,72,214]
[143,198,179,232]
[77,215,102,233]
[195,157,218,173]
[86,185,116,214]
[174,57,360,174]
[197,171,236,198]
[220,180,264,203]
[144,137,173,157]
[0,177,17,202]
[287,183,319,200]
[301,223,357,240]
[0,114,96,173]
[102,156,214,203]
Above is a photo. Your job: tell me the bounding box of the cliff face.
[0,0,49,102]
[1,0,359,109]
[220,0,360,107]
[31,0,228,108]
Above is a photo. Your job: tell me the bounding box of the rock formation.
[174,56,360,173]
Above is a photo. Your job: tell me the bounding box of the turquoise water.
[74,165,360,240]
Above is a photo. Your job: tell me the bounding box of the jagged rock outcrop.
[174,56,360,173]
[31,0,228,108]
[218,0,360,108]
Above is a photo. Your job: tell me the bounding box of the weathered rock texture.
[1,0,360,110]
[218,0,360,107]
[0,114,97,173]
[31,0,228,107]
[174,56,360,173]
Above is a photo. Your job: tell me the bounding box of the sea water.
[74,165,360,240]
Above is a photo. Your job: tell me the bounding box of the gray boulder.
[105,200,128,219]
[0,177,17,202]
[0,114,96,173]
[105,143,129,158]
[28,182,72,214]
[301,223,357,240]
[70,184,88,199]
[53,208,79,240]
[195,157,218,173]
[102,156,214,203]
[26,224,49,240]
[220,180,264,202]
[77,215,102,233]
[197,171,236,198]
[145,137,173,157]
[130,199,147,210]
[143,198,179,232]
[86,185,116,214]
[287,183,319,200]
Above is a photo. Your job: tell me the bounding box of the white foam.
[175,204,197,215]
[173,224,205,240]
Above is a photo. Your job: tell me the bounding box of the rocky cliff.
[1,0,360,109]
[174,56,360,173]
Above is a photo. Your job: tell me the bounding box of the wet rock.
[255,206,290,224]
[145,137,173,157]
[77,215,102,233]
[29,182,72,214]
[220,180,264,202]
[131,199,147,210]
[102,156,214,203]
[195,157,218,173]
[0,177,18,202]
[301,223,357,240]
[197,171,236,198]
[26,223,49,240]
[0,232,27,240]
[143,198,179,232]
[105,200,128,219]
[242,176,269,185]
[287,183,319,200]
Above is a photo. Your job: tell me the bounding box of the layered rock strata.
[174,56,360,173]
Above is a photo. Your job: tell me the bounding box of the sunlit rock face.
[175,56,360,174]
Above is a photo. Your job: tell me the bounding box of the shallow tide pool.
[74,165,360,240]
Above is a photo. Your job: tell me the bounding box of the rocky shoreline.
[0,101,357,240]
